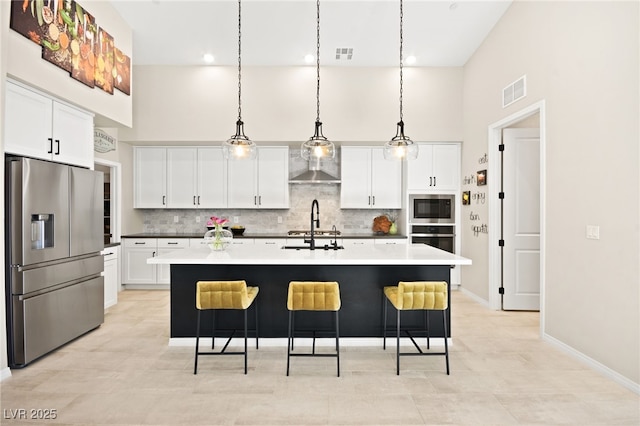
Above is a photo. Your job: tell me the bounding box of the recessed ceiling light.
[203,53,214,64]
[304,54,315,64]
[405,56,416,65]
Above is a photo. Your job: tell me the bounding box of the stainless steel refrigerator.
[5,156,105,367]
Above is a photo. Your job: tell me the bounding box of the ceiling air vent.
[335,48,353,60]
[502,75,527,108]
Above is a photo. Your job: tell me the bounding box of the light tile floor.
[1,290,638,425]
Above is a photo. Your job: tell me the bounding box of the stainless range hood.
[289,158,340,184]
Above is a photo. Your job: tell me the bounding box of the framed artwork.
[114,48,131,95]
[462,191,471,205]
[69,4,96,88]
[477,170,487,186]
[95,26,114,94]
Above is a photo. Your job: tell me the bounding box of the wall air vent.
[335,48,354,60]
[502,75,527,108]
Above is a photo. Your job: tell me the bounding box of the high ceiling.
[111,0,512,67]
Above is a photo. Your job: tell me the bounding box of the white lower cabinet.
[157,239,190,284]
[254,239,283,247]
[229,238,255,246]
[122,238,188,288]
[102,246,119,308]
[374,238,407,245]
[341,239,374,248]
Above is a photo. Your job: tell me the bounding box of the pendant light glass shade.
[223,119,257,160]
[301,121,336,160]
[302,0,335,161]
[223,0,256,160]
[383,121,418,160]
[385,0,418,161]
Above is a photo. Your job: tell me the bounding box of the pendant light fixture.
[301,0,336,161]
[222,0,257,160]
[383,0,418,161]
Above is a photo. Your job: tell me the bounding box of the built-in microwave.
[409,194,455,224]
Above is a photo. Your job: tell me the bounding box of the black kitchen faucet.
[306,199,320,250]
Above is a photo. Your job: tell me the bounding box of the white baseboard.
[457,287,490,308]
[169,337,451,348]
[0,367,12,382]
[122,284,169,290]
[543,332,640,395]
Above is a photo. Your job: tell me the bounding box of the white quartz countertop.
[147,244,472,266]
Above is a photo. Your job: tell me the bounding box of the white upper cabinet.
[5,81,94,168]
[166,148,198,208]
[134,147,167,208]
[406,143,460,192]
[227,147,289,209]
[135,146,284,209]
[197,148,227,208]
[341,147,402,209]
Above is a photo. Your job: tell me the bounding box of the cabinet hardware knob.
[162,196,166,205]
[48,138,53,154]
[55,139,60,155]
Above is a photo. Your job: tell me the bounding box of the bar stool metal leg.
[396,309,401,375]
[443,309,450,375]
[194,310,201,374]
[383,292,388,350]
[286,311,293,376]
[336,310,340,377]
[244,309,248,374]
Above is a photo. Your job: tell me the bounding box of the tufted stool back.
[196,280,259,311]
[384,281,447,311]
[287,281,341,311]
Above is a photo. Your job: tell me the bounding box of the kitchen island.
[148,244,471,341]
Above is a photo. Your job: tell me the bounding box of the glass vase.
[204,227,233,251]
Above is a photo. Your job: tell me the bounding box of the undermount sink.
[282,245,344,251]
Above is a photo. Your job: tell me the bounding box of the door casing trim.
[487,100,546,336]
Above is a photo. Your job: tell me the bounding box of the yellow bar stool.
[383,281,449,375]
[194,280,259,375]
[286,281,341,377]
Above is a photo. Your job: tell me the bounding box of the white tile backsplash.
[142,188,398,235]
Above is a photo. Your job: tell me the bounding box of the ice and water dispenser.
[31,214,53,250]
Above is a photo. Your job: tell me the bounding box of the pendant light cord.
[237,0,243,122]
[316,0,321,123]
[399,0,404,123]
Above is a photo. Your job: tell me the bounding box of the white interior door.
[502,128,540,310]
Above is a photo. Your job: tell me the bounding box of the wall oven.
[409,194,455,224]
[410,225,455,254]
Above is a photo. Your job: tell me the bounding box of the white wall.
[6,0,132,127]
[118,66,463,143]
[461,1,639,386]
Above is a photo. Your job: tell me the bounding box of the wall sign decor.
[462,191,470,205]
[94,127,117,153]
[9,0,131,96]
[477,170,487,186]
